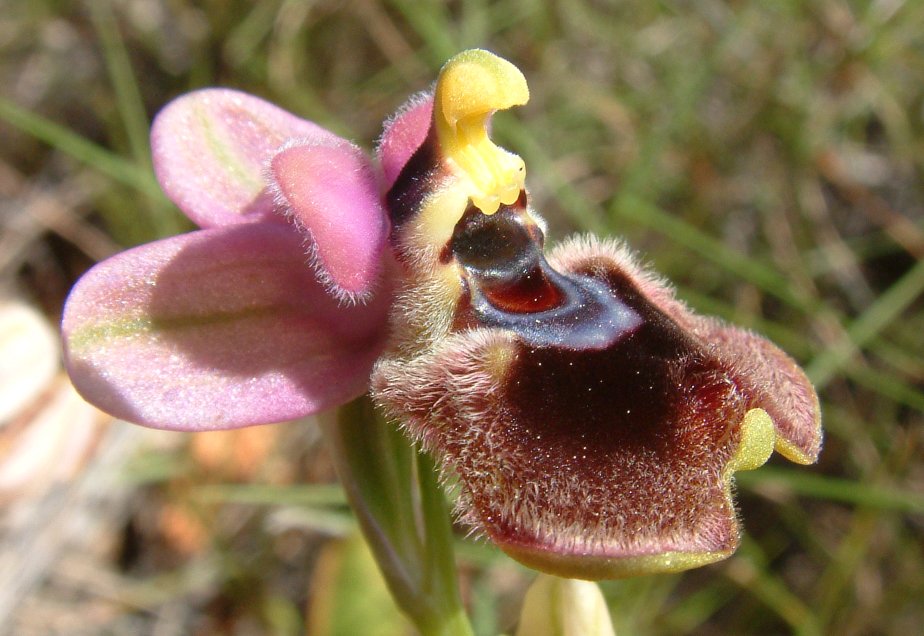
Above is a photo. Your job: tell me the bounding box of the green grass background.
[2,0,922,634]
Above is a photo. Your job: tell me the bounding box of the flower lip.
[373,50,821,581]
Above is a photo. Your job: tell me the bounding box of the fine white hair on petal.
[264,136,381,307]
[297,227,375,307]
[375,88,435,153]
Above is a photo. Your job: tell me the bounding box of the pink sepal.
[62,223,391,430]
[151,88,340,228]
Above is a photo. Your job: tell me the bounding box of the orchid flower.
[62,50,821,582]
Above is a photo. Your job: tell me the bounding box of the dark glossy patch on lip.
[450,201,539,280]
[450,201,642,349]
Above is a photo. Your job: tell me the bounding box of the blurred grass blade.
[0,97,165,201]
[845,365,924,412]
[388,0,457,62]
[806,257,924,388]
[664,582,737,633]
[613,193,812,311]
[191,483,347,507]
[307,534,414,636]
[730,539,823,636]
[89,1,151,167]
[503,117,609,234]
[737,467,924,514]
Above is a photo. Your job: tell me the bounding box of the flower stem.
[319,397,473,636]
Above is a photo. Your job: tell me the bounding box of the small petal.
[269,138,388,301]
[377,92,434,188]
[63,223,390,430]
[151,88,340,227]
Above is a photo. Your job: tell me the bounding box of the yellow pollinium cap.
[434,49,529,214]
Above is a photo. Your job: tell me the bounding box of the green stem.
[419,607,477,636]
[319,397,473,636]
[418,452,472,635]
[418,453,462,600]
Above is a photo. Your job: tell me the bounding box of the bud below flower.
[515,574,616,636]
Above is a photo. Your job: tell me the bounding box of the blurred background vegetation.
[1,0,922,634]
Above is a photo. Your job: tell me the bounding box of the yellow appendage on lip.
[435,49,529,215]
[729,408,776,473]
